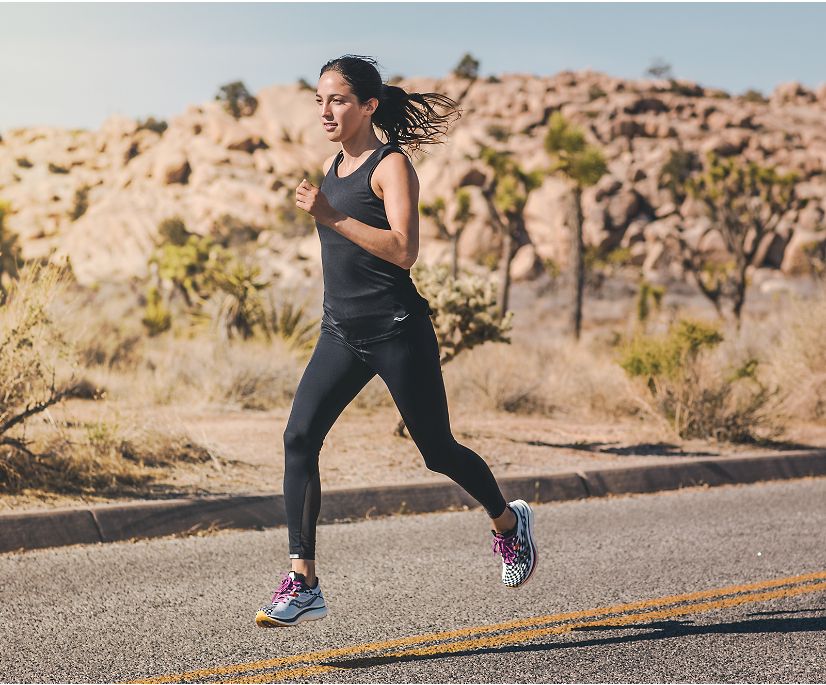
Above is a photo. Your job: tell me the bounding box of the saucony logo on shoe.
[291,594,320,608]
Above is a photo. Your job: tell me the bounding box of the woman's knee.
[283,424,321,467]
[418,434,461,474]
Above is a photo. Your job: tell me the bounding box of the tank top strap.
[366,143,407,188]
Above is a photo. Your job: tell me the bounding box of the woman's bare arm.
[296,152,420,269]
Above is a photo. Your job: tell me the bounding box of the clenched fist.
[295,178,342,227]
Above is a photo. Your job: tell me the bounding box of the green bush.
[141,286,172,336]
[144,217,317,346]
[619,318,783,441]
[636,280,666,325]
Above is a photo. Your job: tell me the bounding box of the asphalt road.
[1,477,825,683]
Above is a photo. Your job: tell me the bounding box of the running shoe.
[491,499,538,588]
[255,571,328,627]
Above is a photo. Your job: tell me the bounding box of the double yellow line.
[132,569,826,684]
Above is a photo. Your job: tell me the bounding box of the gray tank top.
[316,142,433,345]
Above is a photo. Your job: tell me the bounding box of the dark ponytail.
[319,54,462,154]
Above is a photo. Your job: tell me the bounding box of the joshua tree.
[475,145,544,322]
[645,58,674,80]
[453,53,480,81]
[420,188,474,279]
[542,111,608,340]
[662,150,800,323]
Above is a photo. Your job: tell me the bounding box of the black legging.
[282,311,509,559]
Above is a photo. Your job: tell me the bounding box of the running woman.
[256,55,538,628]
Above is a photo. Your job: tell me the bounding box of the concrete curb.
[2,450,825,554]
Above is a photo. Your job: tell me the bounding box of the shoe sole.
[506,499,538,589]
[255,605,328,628]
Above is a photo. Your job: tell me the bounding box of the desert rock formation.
[1,71,825,289]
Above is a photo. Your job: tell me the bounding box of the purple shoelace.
[492,532,519,564]
[270,573,303,603]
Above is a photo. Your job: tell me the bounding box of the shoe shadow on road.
[321,612,826,672]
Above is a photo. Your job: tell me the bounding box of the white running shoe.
[491,499,538,588]
[255,571,328,627]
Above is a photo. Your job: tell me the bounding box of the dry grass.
[5,263,825,500]
[760,287,826,423]
[446,334,640,419]
[0,413,217,495]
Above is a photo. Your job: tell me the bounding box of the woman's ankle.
[491,504,518,535]
[291,559,317,585]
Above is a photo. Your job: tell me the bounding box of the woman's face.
[315,71,376,142]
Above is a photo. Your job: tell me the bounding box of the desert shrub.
[215,80,258,118]
[149,231,217,308]
[486,124,511,142]
[136,116,168,134]
[261,291,320,354]
[541,257,561,281]
[636,280,666,325]
[588,85,607,101]
[141,286,172,336]
[453,53,480,80]
[157,215,191,246]
[211,213,261,248]
[1,419,215,494]
[69,184,90,221]
[741,89,768,104]
[208,260,270,341]
[645,58,673,80]
[144,217,320,351]
[619,318,783,441]
[412,261,513,365]
[764,287,826,422]
[0,263,83,470]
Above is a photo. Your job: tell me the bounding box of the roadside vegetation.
[1,79,824,500]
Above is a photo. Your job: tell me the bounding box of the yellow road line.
[129,570,826,684]
[233,579,826,684]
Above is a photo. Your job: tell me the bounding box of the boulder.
[781,228,826,275]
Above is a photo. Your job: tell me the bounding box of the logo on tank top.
[393,313,410,321]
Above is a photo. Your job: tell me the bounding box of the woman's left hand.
[295,178,342,226]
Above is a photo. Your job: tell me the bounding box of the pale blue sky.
[1,2,824,130]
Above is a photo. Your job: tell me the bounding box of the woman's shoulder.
[321,151,341,177]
